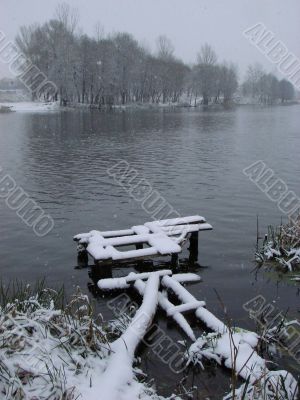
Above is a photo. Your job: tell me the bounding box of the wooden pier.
[74,215,212,266]
[72,216,298,399]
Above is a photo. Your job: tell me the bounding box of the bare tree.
[197,43,217,66]
[55,2,79,34]
[242,63,265,100]
[194,45,218,105]
[219,63,238,104]
[279,79,295,103]
[16,11,269,109]
[241,64,294,104]
[156,35,174,60]
[94,21,105,42]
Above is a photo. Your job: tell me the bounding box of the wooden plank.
[75,215,212,264]
[167,301,206,316]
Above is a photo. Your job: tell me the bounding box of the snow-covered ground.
[0,284,171,400]
[1,273,298,399]
[0,101,60,112]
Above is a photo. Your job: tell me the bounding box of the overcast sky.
[0,0,299,80]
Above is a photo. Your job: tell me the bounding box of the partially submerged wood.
[98,269,173,290]
[162,275,227,333]
[133,276,197,341]
[74,215,212,265]
[93,273,160,400]
[98,270,298,399]
[166,301,206,316]
[98,270,202,341]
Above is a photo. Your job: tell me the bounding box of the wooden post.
[189,232,198,263]
[77,242,87,254]
[77,252,88,268]
[171,253,179,267]
[90,263,112,281]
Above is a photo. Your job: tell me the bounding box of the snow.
[291,276,300,281]
[133,275,196,341]
[172,273,201,282]
[132,225,151,235]
[162,275,227,333]
[98,270,227,341]
[98,276,131,290]
[147,233,181,254]
[74,215,212,262]
[151,215,206,226]
[3,275,297,399]
[97,272,201,291]
[0,291,108,399]
[186,326,299,399]
[186,329,298,399]
[98,270,202,341]
[215,330,264,380]
[88,274,160,400]
[161,223,213,236]
[99,229,135,237]
[0,101,60,112]
[167,301,206,316]
[0,283,174,400]
[77,230,181,261]
[228,340,264,379]
[126,270,172,283]
[98,270,172,290]
[224,370,298,400]
[257,220,300,271]
[98,268,298,399]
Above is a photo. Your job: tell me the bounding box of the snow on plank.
[132,274,197,341]
[162,275,227,334]
[74,215,212,263]
[98,270,172,290]
[97,270,298,398]
[90,273,160,400]
[98,270,201,340]
[167,301,206,316]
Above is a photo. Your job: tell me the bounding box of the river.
[0,104,299,398]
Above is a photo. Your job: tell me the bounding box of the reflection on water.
[0,105,299,397]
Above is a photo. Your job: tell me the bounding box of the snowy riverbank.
[0,276,298,400]
[0,284,170,400]
[1,100,298,114]
[0,101,60,113]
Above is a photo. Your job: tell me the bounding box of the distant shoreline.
[0,99,299,113]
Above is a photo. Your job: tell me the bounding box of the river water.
[0,105,299,398]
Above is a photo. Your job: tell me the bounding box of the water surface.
[0,105,299,398]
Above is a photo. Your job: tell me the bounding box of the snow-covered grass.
[0,281,171,400]
[256,218,300,272]
[1,278,298,400]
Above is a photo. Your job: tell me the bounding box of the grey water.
[0,105,299,398]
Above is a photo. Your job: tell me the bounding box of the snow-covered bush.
[0,284,111,399]
[256,218,300,271]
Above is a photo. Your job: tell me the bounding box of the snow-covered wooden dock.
[72,217,298,399]
[74,215,212,265]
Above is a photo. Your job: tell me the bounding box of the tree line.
[241,63,295,105]
[15,4,295,107]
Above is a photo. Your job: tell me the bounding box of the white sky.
[0,0,299,80]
